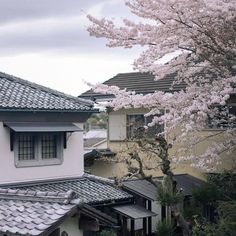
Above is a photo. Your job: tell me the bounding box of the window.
[41,134,57,159]
[208,95,236,129]
[14,133,63,167]
[18,135,35,160]
[127,114,164,139]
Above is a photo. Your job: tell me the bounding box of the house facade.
[0,71,159,236]
[0,71,96,184]
[80,72,236,178]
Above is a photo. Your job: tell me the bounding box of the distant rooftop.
[0,71,96,112]
[80,72,185,100]
[123,174,205,200]
[84,129,107,139]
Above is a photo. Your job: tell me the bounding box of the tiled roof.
[84,138,107,148]
[0,175,132,235]
[3,175,133,205]
[0,71,95,111]
[123,174,205,201]
[80,72,186,100]
[0,188,78,236]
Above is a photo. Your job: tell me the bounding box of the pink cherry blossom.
[87,0,236,171]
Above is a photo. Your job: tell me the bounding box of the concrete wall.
[89,139,204,179]
[103,108,235,179]
[0,122,84,184]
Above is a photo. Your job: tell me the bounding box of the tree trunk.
[157,135,191,236]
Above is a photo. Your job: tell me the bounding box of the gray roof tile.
[80,72,186,100]
[0,71,96,111]
[0,175,132,235]
[4,175,132,205]
[123,174,205,200]
[0,189,77,236]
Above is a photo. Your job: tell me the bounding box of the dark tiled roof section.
[6,175,133,205]
[123,174,205,201]
[0,198,76,235]
[0,71,95,111]
[0,188,77,204]
[80,72,186,99]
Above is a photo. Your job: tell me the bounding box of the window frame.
[126,113,164,140]
[14,132,63,168]
[207,104,236,130]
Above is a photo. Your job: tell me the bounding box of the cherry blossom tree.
[87,1,235,234]
[87,0,236,172]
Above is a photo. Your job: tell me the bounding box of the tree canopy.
[88,0,236,172]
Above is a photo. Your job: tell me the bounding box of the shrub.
[156,221,174,236]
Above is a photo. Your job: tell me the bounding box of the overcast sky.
[0,0,141,96]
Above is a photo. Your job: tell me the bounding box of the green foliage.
[192,217,236,236]
[156,184,183,206]
[183,204,202,221]
[156,221,174,236]
[84,113,108,131]
[192,184,219,204]
[185,171,236,236]
[96,229,116,236]
[206,171,236,200]
[218,201,236,223]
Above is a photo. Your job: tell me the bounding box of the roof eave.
[0,108,99,113]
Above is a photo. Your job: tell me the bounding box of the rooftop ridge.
[0,71,94,107]
[0,188,78,204]
[80,71,185,98]
[83,173,115,185]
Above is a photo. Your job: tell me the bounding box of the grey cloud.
[0,0,140,57]
[0,0,104,25]
[0,18,140,57]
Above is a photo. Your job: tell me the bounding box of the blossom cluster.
[88,0,236,171]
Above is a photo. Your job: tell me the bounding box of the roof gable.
[0,72,96,112]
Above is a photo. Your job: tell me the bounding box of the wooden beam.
[147,200,152,235]
[131,219,135,236]
[63,132,67,149]
[10,130,14,151]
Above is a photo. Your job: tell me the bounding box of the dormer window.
[4,122,82,168]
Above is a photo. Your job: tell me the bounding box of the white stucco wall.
[108,108,149,141]
[108,113,126,141]
[152,201,162,232]
[0,122,84,184]
[60,216,83,236]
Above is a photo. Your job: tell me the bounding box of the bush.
[156,221,174,236]
[96,229,117,236]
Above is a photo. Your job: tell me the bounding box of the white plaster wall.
[60,216,83,236]
[108,113,126,141]
[0,122,84,184]
[108,108,150,141]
